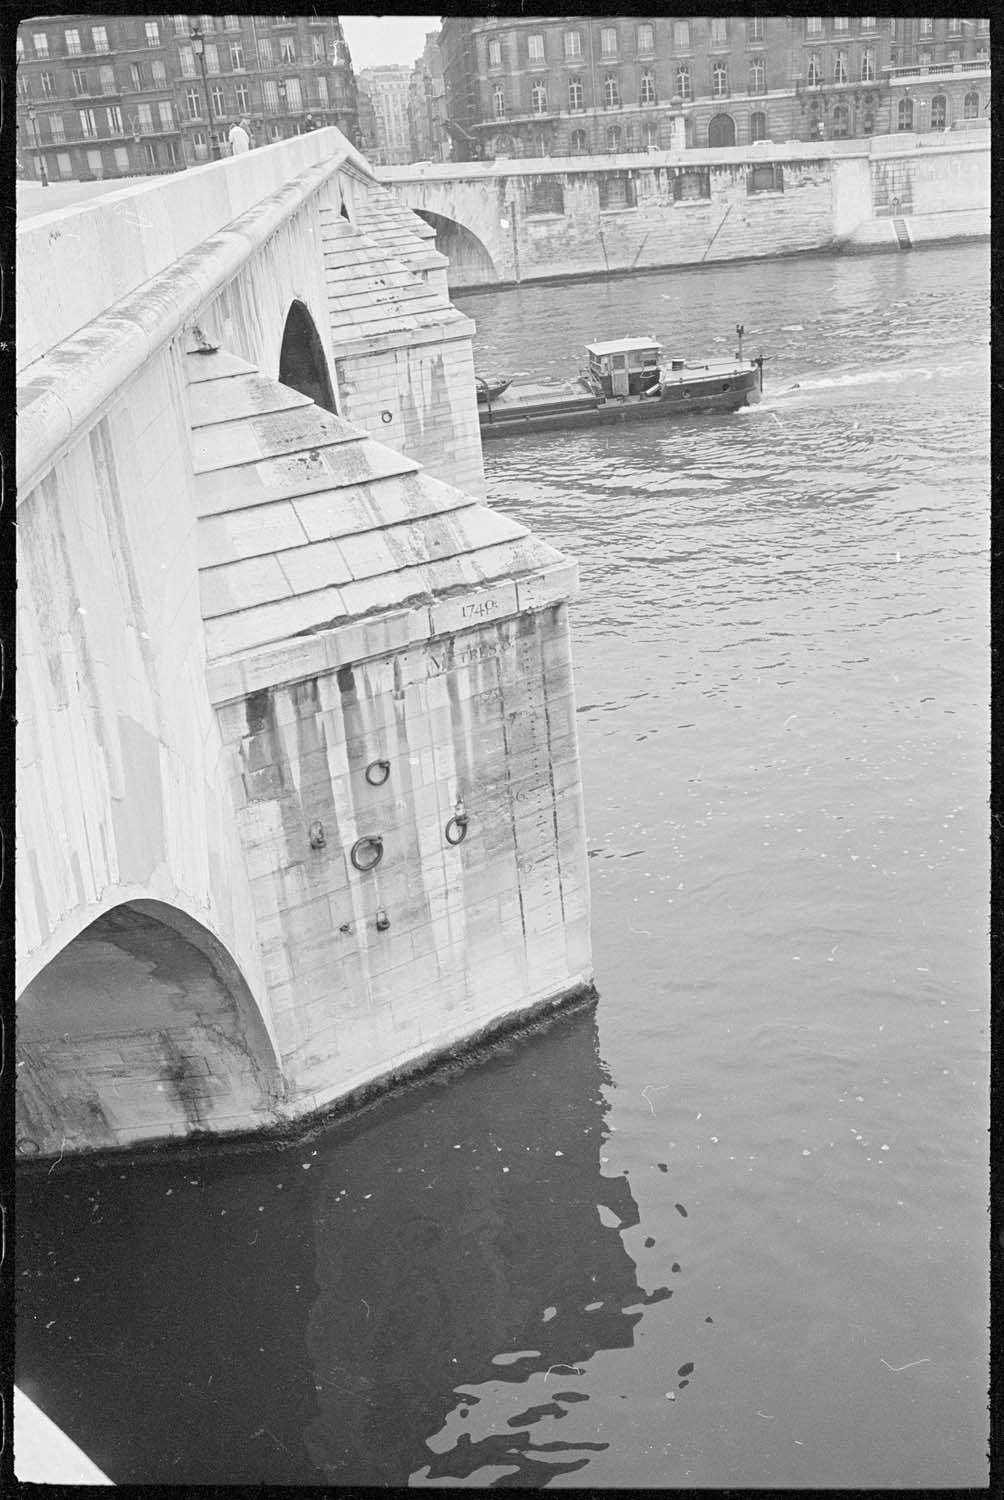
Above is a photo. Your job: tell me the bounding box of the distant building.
[409,30,450,162]
[439,15,991,159]
[15,13,360,183]
[357,63,413,165]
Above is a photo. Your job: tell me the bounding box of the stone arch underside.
[408,207,498,286]
[278,298,338,414]
[16,900,283,1158]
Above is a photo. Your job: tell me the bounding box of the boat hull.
[480,365,761,438]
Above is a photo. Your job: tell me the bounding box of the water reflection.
[301,1002,669,1485]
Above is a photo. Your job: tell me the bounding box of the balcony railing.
[884,58,990,79]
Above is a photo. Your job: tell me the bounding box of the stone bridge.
[15,129,591,1159]
[380,133,991,290]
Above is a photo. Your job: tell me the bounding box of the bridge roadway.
[378,131,991,289]
[15,128,592,1161]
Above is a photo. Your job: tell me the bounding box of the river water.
[16,245,989,1487]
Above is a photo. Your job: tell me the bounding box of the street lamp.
[26,105,49,186]
[190,27,219,158]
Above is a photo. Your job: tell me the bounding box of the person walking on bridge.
[228,118,251,155]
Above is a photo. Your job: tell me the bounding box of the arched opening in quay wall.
[15,900,282,1159]
[278,298,339,414]
[409,207,498,287]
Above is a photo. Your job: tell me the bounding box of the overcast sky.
[341,15,441,71]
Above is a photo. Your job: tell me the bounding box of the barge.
[478,332,763,438]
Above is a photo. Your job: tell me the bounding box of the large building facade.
[439,15,992,159]
[356,64,413,166]
[15,13,360,182]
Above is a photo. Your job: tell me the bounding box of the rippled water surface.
[17,246,989,1487]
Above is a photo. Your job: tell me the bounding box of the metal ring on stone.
[381,410,393,423]
[365,758,391,786]
[350,834,384,872]
[445,815,468,846]
[16,1137,40,1156]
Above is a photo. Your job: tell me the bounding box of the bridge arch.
[279,297,338,414]
[16,899,283,1159]
[409,207,499,286]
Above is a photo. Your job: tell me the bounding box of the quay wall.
[381,135,990,289]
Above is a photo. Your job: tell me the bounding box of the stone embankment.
[380,129,990,289]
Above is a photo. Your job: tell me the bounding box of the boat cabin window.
[587,342,661,396]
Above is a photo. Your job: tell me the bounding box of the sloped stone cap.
[339,180,448,279]
[319,213,463,345]
[189,349,570,665]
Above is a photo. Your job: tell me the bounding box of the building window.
[158,101,174,129]
[493,85,505,118]
[200,15,216,33]
[531,79,548,114]
[599,173,635,209]
[151,60,166,87]
[948,18,962,35]
[570,128,588,153]
[748,162,783,192]
[930,94,947,129]
[114,145,129,169]
[71,68,87,96]
[145,21,160,47]
[230,41,244,70]
[33,32,49,58]
[204,44,220,74]
[601,27,618,57]
[676,63,692,101]
[86,147,104,175]
[948,48,961,63]
[211,84,225,118]
[834,17,849,32]
[919,18,933,37]
[285,76,302,110]
[527,180,563,215]
[606,124,621,151]
[564,30,582,58]
[40,71,55,96]
[528,33,544,63]
[640,70,656,106]
[749,17,764,43]
[488,37,501,68]
[604,74,621,108]
[834,51,847,85]
[15,32,24,59]
[568,76,584,111]
[897,97,913,130]
[130,63,144,91]
[861,48,875,82]
[50,116,65,142]
[257,37,273,66]
[186,87,200,119]
[637,23,654,53]
[263,80,279,113]
[316,76,328,107]
[807,54,822,87]
[673,168,710,201]
[749,109,767,142]
[79,108,97,138]
[178,45,195,77]
[964,91,980,118]
[56,152,73,178]
[311,33,325,62]
[235,81,250,113]
[806,18,823,36]
[708,113,735,146]
[860,16,877,30]
[143,141,158,168]
[280,37,296,64]
[712,62,729,98]
[92,25,108,53]
[65,28,81,55]
[137,102,153,131]
[224,14,240,29]
[16,73,31,100]
[673,21,691,50]
[710,18,728,47]
[831,103,850,137]
[98,65,115,94]
[748,59,765,94]
[644,121,659,148]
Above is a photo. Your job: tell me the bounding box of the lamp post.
[26,106,49,186]
[190,27,218,158]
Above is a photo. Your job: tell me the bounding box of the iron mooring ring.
[445,814,469,846]
[350,834,384,872]
[365,758,391,787]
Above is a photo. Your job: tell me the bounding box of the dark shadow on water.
[17,1002,664,1485]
